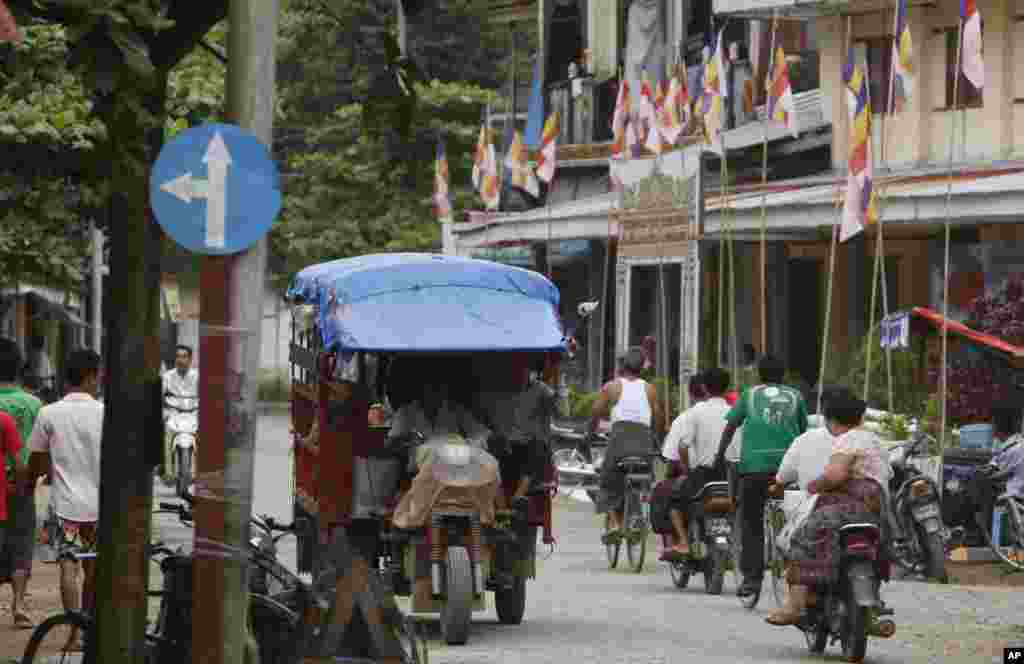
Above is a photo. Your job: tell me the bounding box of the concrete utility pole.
[90,221,104,351]
[192,1,277,664]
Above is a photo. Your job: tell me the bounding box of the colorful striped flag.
[433,137,452,223]
[656,72,686,147]
[505,130,539,198]
[891,0,914,112]
[960,0,984,90]
[840,54,878,243]
[611,78,631,160]
[767,46,799,137]
[636,68,658,151]
[645,79,668,154]
[0,0,20,44]
[535,111,560,184]
[700,32,726,147]
[475,126,501,210]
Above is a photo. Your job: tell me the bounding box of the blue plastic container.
[959,423,994,450]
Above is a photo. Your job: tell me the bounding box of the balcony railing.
[548,77,618,149]
[713,0,864,18]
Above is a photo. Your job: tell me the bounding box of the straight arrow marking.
[158,131,233,249]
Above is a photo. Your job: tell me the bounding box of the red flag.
[0,0,21,44]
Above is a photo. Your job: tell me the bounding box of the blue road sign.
[150,122,281,255]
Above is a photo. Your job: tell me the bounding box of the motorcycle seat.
[693,481,730,502]
[839,523,881,536]
[616,456,652,474]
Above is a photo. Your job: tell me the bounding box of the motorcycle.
[551,420,608,504]
[384,435,518,646]
[796,522,896,663]
[165,391,199,497]
[665,480,734,595]
[887,431,950,581]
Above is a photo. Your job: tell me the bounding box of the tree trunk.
[86,70,169,664]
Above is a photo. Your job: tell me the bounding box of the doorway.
[787,258,823,387]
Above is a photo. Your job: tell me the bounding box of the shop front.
[612,170,701,404]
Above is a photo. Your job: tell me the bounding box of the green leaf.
[108,25,154,79]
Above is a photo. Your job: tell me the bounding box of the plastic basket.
[958,423,994,450]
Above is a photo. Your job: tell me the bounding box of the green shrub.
[257,369,289,402]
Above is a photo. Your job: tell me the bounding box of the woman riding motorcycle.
[767,389,890,626]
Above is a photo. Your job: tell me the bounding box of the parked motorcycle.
[796,522,896,663]
[665,480,734,595]
[165,391,199,497]
[888,431,950,581]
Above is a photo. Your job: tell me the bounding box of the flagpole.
[939,18,965,454]
[818,15,853,415]
[758,13,779,358]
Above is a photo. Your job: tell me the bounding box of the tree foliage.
[270,0,513,289]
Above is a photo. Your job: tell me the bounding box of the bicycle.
[969,465,1024,571]
[736,482,792,610]
[604,453,657,573]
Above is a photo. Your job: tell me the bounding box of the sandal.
[765,610,801,626]
[13,611,34,630]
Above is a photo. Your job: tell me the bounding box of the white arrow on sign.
[160,131,233,248]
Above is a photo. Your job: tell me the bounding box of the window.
[944,28,983,109]
[854,38,893,114]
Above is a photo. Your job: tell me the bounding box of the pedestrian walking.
[0,337,43,629]
[26,348,103,647]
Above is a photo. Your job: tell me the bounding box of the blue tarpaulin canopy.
[286,253,566,353]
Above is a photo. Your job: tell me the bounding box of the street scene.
[3,0,1024,663]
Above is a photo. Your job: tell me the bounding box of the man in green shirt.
[715,354,807,598]
[0,338,43,628]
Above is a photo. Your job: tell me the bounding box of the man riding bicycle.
[715,355,807,599]
[589,348,665,541]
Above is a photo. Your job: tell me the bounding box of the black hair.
[175,344,193,358]
[703,367,731,396]
[0,338,22,383]
[65,349,101,387]
[992,400,1023,437]
[688,372,706,399]
[757,354,786,385]
[622,347,645,375]
[823,389,866,428]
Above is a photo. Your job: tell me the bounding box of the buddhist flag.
[472,121,487,191]
[0,0,20,44]
[701,32,726,147]
[505,130,539,198]
[767,46,799,137]
[645,79,669,154]
[657,74,686,147]
[476,127,501,210]
[840,55,878,243]
[535,111,560,184]
[636,68,658,149]
[433,137,452,223]
[611,78,631,160]
[960,0,984,90]
[891,0,914,112]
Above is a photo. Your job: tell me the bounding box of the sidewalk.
[0,559,64,662]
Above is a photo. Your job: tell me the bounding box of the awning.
[910,307,1024,368]
[0,286,86,328]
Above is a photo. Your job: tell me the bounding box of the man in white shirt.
[662,368,732,558]
[27,349,104,631]
[161,344,198,484]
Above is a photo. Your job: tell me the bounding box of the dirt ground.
[947,560,1024,588]
[0,560,65,662]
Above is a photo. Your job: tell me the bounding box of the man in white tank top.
[588,349,665,536]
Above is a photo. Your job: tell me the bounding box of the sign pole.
[193,3,278,664]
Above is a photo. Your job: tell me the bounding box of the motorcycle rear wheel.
[669,561,690,589]
[920,528,949,583]
[804,621,828,654]
[704,547,726,595]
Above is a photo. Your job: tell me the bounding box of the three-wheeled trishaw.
[285,253,565,646]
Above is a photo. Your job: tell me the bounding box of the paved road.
[156,414,1024,664]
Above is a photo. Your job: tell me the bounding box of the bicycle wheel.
[21,611,90,664]
[249,593,300,664]
[604,514,621,569]
[765,508,784,607]
[988,498,1024,571]
[625,491,647,574]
